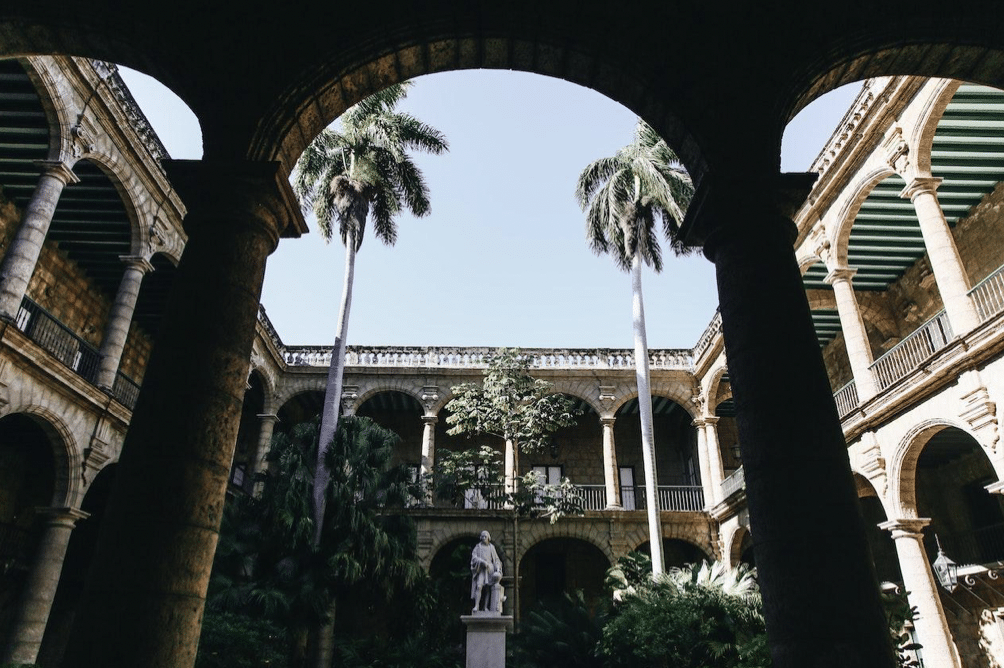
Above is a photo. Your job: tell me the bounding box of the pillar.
[600,417,621,508]
[96,255,154,390]
[0,161,79,320]
[824,266,878,401]
[60,160,305,668]
[703,416,726,506]
[879,519,962,668]
[250,413,279,494]
[421,415,437,502]
[693,418,714,509]
[2,507,88,665]
[901,177,980,335]
[697,172,896,667]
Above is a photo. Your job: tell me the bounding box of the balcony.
[721,468,745,500]
[13,297,140,409]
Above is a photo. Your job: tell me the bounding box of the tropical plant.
[205,416,422,668]
[600,559,769,668]
[511,590,607,668]
[882,589,922,668]
[291,82,449,546]
[575,119,694,575]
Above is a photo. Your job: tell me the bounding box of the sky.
[119,68,860,350]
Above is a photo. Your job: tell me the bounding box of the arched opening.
[853,474,901,585]
[356,390,424,475]
[36,464,116,667]
[274,390,324,436]
[0,413,57,640]
[230,371,266,492]
[614,396,699,511]
[521,395,602,509]
[519,537,609,620]
[429,534,482,639]
[913,426,1004,565]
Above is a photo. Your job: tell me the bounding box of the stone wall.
[0,186,153,382]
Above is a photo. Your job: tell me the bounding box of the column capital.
[256,413,280,425]
[422,414,439,426]
[34,506,90,526]
[879,517,931,539]
[900,176,943,202]
[599,416,616,427]
[703,415,720,426]
[119,255,155,274]
[163,160,308,244]
[36,160,80,186]
[692,418,706,428]
[823,266,857,285]
[682,171,817,252]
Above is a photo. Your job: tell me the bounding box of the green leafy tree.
[442,348,582,620]
[291,83,449,545]
[511,590,607,668]
[575,120,694,575]
[205,416,422,668]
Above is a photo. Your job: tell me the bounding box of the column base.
[461,614,513,668]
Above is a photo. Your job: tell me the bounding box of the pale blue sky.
[120,68,860,350]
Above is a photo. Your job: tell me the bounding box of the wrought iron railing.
[868,311,953,391]
[112,372,141,409]
[631,485,705,512]
[968,263,1004,322]
[577,484,607,511]
[833,379,859,417]
[721,468,745,499]
[16,297,100,384]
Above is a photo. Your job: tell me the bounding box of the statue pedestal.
[461,613,513,668]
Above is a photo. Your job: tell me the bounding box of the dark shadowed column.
[61,160,305,668]
[694,173,896,668]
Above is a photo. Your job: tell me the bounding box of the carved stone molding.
[420,385,440,412]
[857,432,887,497]
[957,371,999,452]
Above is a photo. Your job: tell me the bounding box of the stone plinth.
[461,613,513,668]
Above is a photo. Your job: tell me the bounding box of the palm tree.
[292,82,448,544]
[575,120,693,576]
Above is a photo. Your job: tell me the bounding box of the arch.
[353,384,426,415]
[517,523,614,566]
[609,387,699,421]
[724,524,752,569]
[702,364,729,414]
[546,385,603,418]
[830,166,900,268]
[69,154,148,255]
[518,536,610,617]
[18,57,70,164]
[889,417,992,517]
[910,79,964,175]
[0,406,81,507]
[633,537,712,569]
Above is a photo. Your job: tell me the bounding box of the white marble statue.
[471,530,503,613]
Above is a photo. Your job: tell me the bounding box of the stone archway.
[518,537,610,620]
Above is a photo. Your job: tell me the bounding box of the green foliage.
[600,577,770,668]
[882,589,922,667]
[292,82,449,250]
[195,611,289,668]
[604,551,653,599]
[575,119,694,273]
[445,348,580,453]
[204,416,422,664]
[512,590,607,668]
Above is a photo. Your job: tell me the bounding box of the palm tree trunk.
[632,252,664,575]
[309,599,337,668]
[314,229,357,546]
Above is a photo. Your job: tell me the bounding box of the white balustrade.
[969,263,1004,322]
[721,468,745,499]
[868,311,953,391]
[576,485,607,511]
[832,380,859,417]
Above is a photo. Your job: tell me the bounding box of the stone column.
[600,417,621,508]
[901,177,980,335]
[0,161,79,320]
[698,172,896,667]
[60,160,305,668]
[879,519,962,668]
[421,415,438,503]
[250,413,279,495]
[703,417,726,506]
[2,507,89,666]
[824,266,878,401]
[96,255,154,390]
[693,417,714,509]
